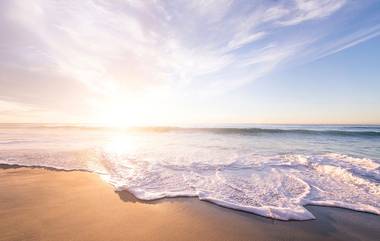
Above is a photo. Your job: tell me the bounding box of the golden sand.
[0,166,379,241]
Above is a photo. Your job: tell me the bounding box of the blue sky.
[213,36,380,124]
[0,0,379,125]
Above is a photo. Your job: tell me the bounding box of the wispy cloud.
[279,0,346,26]
[315,24,380,60]
[227,32,266,51]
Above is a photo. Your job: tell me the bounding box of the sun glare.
[104,134,138,156]
[90,97,147,128]
[88,87,178,128]
[101,106,137,128]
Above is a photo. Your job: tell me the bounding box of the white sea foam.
[0,125,379,220]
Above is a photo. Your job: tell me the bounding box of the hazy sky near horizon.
[0,0,380,125]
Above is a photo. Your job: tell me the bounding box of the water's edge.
[1,162,379,222]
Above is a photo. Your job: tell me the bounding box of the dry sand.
[0,165,379,241]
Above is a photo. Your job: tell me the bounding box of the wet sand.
[0,165,379,241]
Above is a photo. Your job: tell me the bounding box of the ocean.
[0,123,379,220]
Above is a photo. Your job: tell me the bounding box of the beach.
[1,0,380,240]
[1,165,379,241]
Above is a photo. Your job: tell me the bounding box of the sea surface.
[1,123,379,220]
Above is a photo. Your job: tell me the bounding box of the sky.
[0,0,380,126]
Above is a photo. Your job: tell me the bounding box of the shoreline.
[0,165,379,241]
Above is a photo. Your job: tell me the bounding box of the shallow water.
[1,123,379,220]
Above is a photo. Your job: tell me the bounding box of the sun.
[88,87,178,128]
[100,105,138,128]
[88,96,146,128]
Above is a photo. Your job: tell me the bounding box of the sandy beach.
[0,165,378,241]
[1,0,380,240]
